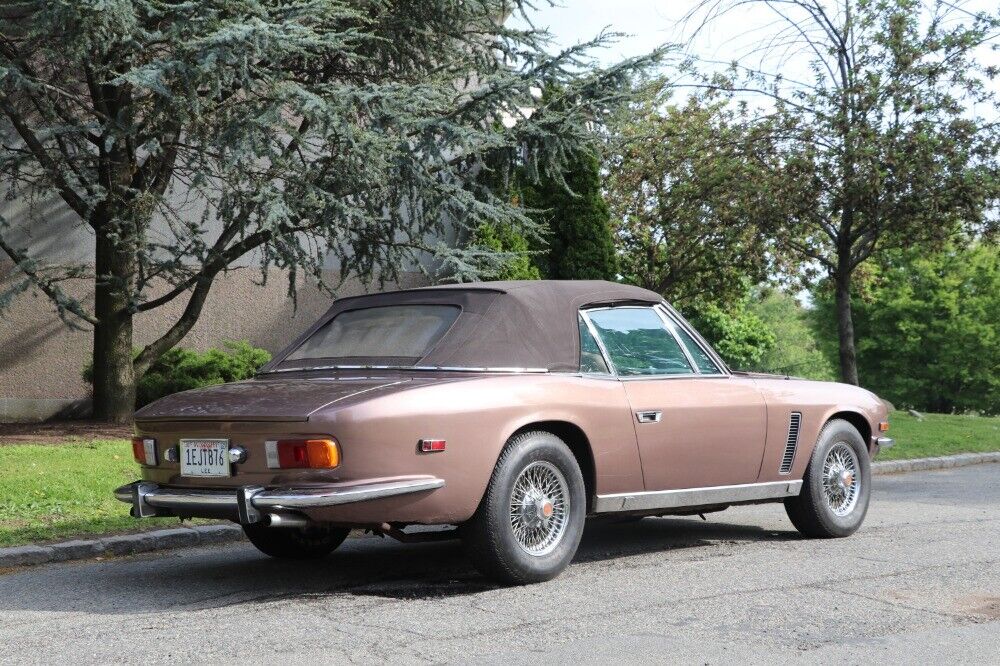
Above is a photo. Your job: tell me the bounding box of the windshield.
[285,305,460,364]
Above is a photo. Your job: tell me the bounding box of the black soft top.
[267,280,664,373]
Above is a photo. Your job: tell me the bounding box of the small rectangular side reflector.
[879,421,890,432]
[419,439,447,453]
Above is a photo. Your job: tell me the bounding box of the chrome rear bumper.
[114,476,445,525]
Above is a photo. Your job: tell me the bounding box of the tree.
[685,295,776,370]
[0,1,659,421]
[519,149,617,280]
[748,289,836,380]
[687,0,1000,385]
[605,87,787,307]
[812,240,999,414]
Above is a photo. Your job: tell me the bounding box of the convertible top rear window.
[285,305,460,363]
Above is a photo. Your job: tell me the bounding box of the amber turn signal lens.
[879,421,890,432]
[305,439,340,468]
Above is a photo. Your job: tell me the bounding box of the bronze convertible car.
[117,280,893,584]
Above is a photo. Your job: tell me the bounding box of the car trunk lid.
[134,377,406,423]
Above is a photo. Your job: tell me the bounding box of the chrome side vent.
[780,412,802,474]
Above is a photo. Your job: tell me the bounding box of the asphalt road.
[1,464,998,665]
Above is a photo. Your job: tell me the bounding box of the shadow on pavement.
[0,515,799,614]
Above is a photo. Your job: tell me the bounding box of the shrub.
[683,300,775,371]
[470,221,542,280]
[520,149,618,280]
[83,341,271,408]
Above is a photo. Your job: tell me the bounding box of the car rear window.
[285,305,460,363]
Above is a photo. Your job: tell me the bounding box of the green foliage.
[0,0,657,293]
[812,241,1000,415]
[83,341,270,408]
[747,290,836,380]
[519,150,617,280]
[607,87,784,371]
[683,298,776,370]
[136,341,271,408]
[688,0,1000,385]
[606,88,785,306]
[469,222,541,280]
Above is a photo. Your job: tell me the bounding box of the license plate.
[180,439,231,477]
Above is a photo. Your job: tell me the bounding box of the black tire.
[785,418,871,538]
[462,430,586,585]
[243,522,350,559]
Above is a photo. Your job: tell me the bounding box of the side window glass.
[578,316,611,374]
[587,308,695,376]
[671,323,723,374]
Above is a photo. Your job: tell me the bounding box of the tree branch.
[133,274,213,377]
[783,236,834,270]
[0,235,98,327]
[0,95,91,218]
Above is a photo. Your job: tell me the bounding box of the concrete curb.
[0,524,242,569]
[2,452,997,570]
[872,451,1000,475]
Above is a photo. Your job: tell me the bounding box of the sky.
[509,0,1000,115]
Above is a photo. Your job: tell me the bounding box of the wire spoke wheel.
[822,441,861,517]
[508,461,570,557]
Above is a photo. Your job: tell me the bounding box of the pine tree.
[521,150,617,280]
[0,1,659,421]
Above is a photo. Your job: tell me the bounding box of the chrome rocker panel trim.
[115,476,445,519]
[593,480,803,513]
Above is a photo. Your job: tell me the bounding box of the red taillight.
[131,437,157,465]
[419,439,446,453]
[278,441,309,468]
[265,439,340,469]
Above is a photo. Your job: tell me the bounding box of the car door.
[583,305,767,491]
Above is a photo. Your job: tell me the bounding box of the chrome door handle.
[636,410,662,424]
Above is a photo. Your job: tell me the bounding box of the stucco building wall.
[0,256,427,422]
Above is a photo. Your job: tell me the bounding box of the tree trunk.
[91,218,136,423]
[833,264,860,386]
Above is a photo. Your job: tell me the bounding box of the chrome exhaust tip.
[263,512,310,528]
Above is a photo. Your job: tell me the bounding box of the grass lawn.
[0,439,202,548]
[0,412,997,548]
[878,411,1000,460]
